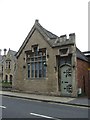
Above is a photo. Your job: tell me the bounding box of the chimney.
[0,49,2,55]
[4,48,7,55]
[69,33,75,41]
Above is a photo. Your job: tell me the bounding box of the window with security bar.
[26,46,47,79]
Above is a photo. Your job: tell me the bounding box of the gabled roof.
[2,49,17,62]
[37,22,58,39]
[9,49,17,56]
[7,49,17,60]
[16,20,88,63]
[16,20,58,58]
[76,48,88,62]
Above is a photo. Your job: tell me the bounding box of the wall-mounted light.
[43,62,47,67]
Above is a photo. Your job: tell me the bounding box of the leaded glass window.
[31,62,34,78]
[27,63,30,78]
[6,60,11,69]
[26,47,47,79]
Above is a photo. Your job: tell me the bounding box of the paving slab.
[0,91,89,107]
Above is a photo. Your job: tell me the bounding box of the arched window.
[10,75,13,84]
[5,75,8,83]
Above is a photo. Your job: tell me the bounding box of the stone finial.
[69,33,75,41]
[35,19,39,23]
[4,48,7,55]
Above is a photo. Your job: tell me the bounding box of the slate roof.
[16,20,88,62]
[8,49,17,61]
[76,48,88,62]
[37,22,58,39]
[16,20,58,58]
[2,49,17,63]
[10,50,17,56]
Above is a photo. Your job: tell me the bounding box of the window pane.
[9,62,10,69]
[31,58,34,61]
[31,63,34,78]
[31,63,34,70]
[42,48,46,56]
[30,53,34,57]
[28,63,30,70]
[38,57,42,61]
[35,62,39,77]
[34,47,38,56]
[31,70,34,78]
[43,62,46,77]
[6,61,8,69]
[27,63,30,78]
[42,56,46,61]
[39,62,42,77]
[39,70,42,77]
[35,58,38,61]
[39,62,42,69]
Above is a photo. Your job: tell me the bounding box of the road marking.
[30,112,61,120]
[30,112,53,119]
[0,106,6,109]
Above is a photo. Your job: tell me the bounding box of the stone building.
[2,48,17,84]
[14,20,90,97]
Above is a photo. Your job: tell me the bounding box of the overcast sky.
[0,0,88,54]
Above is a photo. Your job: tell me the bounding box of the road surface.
[1,95,89,119]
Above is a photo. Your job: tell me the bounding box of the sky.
[0,0,89,54]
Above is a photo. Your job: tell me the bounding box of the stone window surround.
[25,46,47,79]
[5,60,11,69]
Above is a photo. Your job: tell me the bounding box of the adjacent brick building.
[14,20,90,97]
[76,49,89,96]
[83,51,90,98]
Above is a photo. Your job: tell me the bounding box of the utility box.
[78,88,82,95]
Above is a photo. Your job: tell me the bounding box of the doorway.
[60,64,72,96]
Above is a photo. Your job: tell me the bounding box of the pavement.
[0,90,90,107]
